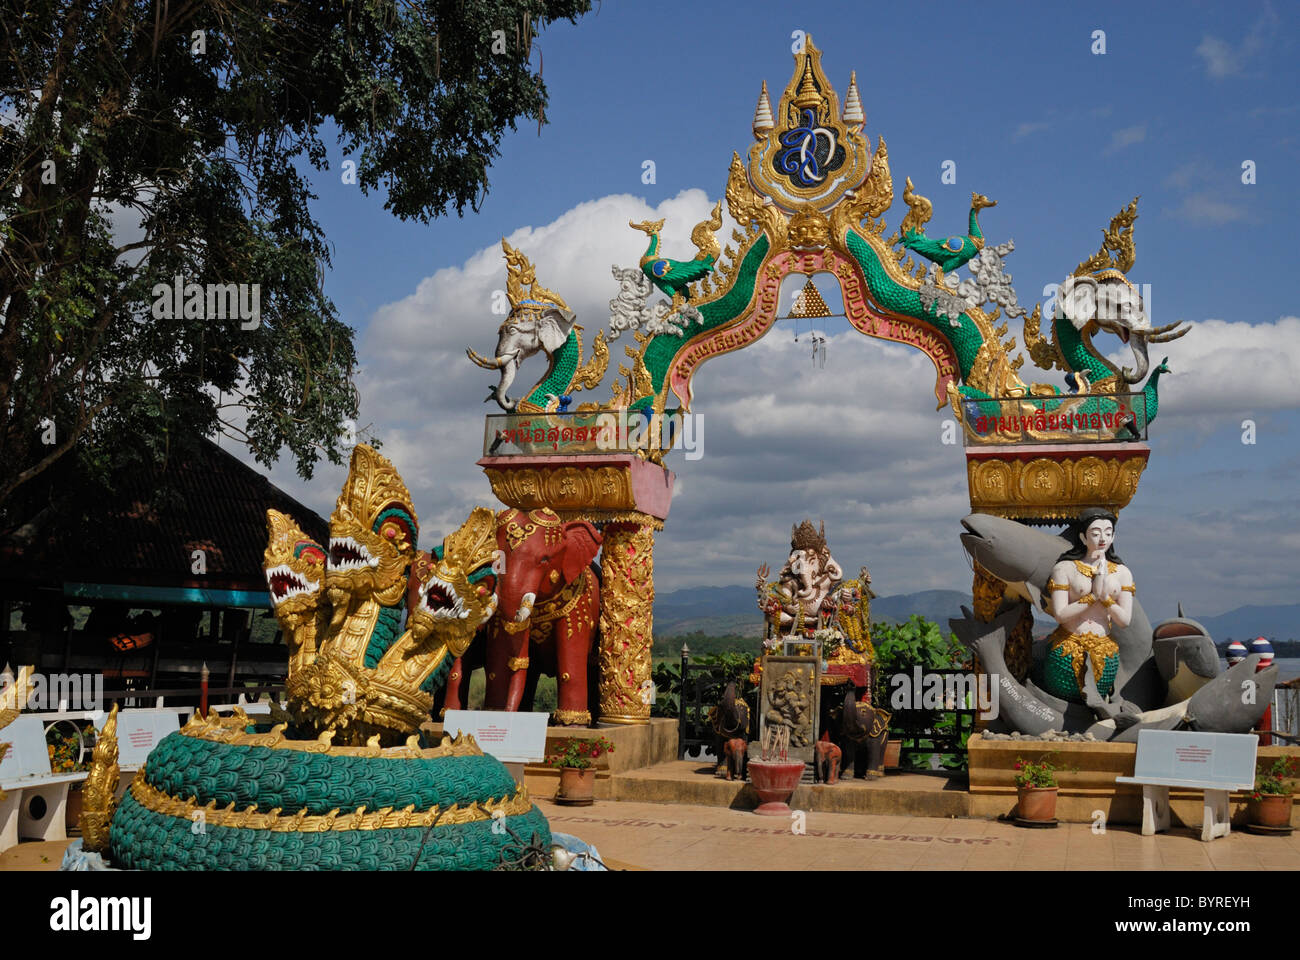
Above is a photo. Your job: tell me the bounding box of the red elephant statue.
[485,507,603,725]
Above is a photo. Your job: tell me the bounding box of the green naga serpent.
[581,144,1187,447]
[90,446,552,871]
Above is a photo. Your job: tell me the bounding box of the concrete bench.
[1116,729,1258,842]
[0,715,88,852]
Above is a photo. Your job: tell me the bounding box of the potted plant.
[548,735,614,807]
[46,722,90,831]
[1014,755,1061,822]
[1247,756,1298,829]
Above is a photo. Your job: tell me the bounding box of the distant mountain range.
[652,586,1300,647]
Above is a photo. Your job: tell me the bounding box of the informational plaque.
[442,710,550,764]
[1129,730,1258,788]
[97,709,180,768]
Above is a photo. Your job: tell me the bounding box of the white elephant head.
[1057,270,1186,385]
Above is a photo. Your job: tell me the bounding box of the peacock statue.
[629,200,723,302]
[900,184,998,275]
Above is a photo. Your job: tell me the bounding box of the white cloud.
[1104,124,1147,155]
[234,192,1300,627]
[1012,120,1051,141]
[1169,192,1249,225]
[1195,9,1279,79]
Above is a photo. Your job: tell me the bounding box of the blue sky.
[236,1,1300,622]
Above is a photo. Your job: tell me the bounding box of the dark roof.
[0,438,329,593]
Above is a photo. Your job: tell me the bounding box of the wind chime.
[787,277,832,368]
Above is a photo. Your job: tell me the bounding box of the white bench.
[1116,729,1258,842]
[0,715,88,852]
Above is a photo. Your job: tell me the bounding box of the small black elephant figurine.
[840,690,891,779]
[711,681,750,779]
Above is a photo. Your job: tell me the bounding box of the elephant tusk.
[1149,326,1191,343]
[515,592,535,622]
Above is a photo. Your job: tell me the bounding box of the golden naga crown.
[267,445,499,745]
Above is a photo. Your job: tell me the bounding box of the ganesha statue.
[755,520,875,669]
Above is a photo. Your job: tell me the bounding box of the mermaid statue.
[1040,507,1135,716]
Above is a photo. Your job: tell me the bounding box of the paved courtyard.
[4,799,1298,871]
[534,797,1300,871]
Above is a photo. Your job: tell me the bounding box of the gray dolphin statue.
[953,514,1277,741]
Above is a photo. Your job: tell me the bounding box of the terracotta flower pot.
[748,760,805,816]
[1247,794,1292,828]
[884,739,902,769]
[555,766,596,806]
[1017,784,1058,822]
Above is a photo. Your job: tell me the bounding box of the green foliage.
[651,652,756,721]
[547,735,614,770]
[1253,756,1300,798]
[870,615,967,706]
[871,615,970,771]
[0,0,593,532]
[653,633,754,659]
[1013,755,1070,788]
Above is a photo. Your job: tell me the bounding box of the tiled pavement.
[535,796,1300,871]
[4,801,1297,871]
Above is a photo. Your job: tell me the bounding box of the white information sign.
[442,710,549,764]
[99,709,180,768]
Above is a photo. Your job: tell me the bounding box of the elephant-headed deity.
[755,520,875,664]
[486,507,603,725]
[467,239,579,412]
[756,520,844,643]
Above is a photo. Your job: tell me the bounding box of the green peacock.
[899,179,997,275]
[630,200,723,303]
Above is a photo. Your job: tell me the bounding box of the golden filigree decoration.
[725,151,789,248]
[828,136,894,240]
[80,704,121,852]
[571,329,609,392]
[502,237,569,311]
[897,176,933,238]
[554,708,592,726]
[787,203,832,249]
[127,772,530,832]
[1074,196,1139,277]
[967,451,1148,520]
[179,708,483,758]
[598,523,656,723]
[747,37,871,214]
[1022,302,1067,373]
[484,465,637,513]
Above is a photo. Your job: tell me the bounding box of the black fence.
[676,648,757,761]
[886,668,982,771]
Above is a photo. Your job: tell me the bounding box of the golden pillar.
[597,520,657,724]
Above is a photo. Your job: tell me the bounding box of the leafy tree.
[0,0,591,536]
